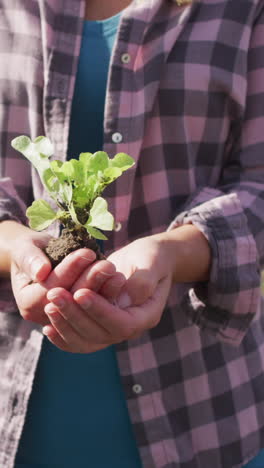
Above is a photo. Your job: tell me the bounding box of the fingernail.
[29,257,45,280]
[46,310,60,322]
[42,326,50,336]
[77,296,92,310]
[47,293,65,308]
[79,253,96,263]
[117,292,132,309]
[98,271,114,277]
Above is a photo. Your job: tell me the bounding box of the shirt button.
[121,53,131,64]
[112,132,123,144]
[132,384,143,394]
[114,222,122,232]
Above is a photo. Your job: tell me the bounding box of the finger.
[12,239,52,282]
[46,288,111,343]
[42,324,73,352]
[44,248,96,290]
[117,269,157,309]
[70,260,116,294]
[130,276,171,330]
[10,260,50,324]
[43,305,107,353]
[11,262,33,291]
[42,322,91,353]
[113,276,171,333]
[44,306,89,350]
[43,324,105,353]
[13,283,50,325]
[74,289,139,339]
[12,247,95,325]
[12,248,96,321]
[74,276,171,338]
[99,272,126,301]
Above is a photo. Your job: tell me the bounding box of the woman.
[1,0,264,466]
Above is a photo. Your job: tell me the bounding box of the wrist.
[155,224,211,283]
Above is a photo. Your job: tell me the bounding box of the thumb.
[12,240,52,282]
[117,269,157,308]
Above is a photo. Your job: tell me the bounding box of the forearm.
[156,224,211,284]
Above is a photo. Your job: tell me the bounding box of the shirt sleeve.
[169,5,264,346]
[0,178,28,225]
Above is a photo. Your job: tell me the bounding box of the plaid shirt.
[1,0,264,466]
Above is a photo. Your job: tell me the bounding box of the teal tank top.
[15,13,142,468]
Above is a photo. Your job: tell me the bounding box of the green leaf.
[91,153,135,190]
[77,153,92,186]
[11,135,54,164]
[68,203,81,226]
[50,160,76,206]
[60,183,73,205]
[12,135,54,158]
[12,136,135,237]
[103,167,122,183]
[11,135,55,195]
[110,153,135,171]
[62,160,84,184]
[87,152,109,174]
[33,136,54,157]
[43,168,60,193]
[72,175,101,208]
[85,225,108,240]
[72,185,90,209]
[79,152,93,166]
[50,160,65,183]
[26,200,57,231]
[86,197,114,231]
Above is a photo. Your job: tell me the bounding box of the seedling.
[11,135,134,266]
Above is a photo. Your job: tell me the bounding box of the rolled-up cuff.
[169,187,260,346]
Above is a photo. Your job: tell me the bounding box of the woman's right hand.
[10,228,98,325]
[0,221,125,326]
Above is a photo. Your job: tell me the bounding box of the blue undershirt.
[15,13,142,468]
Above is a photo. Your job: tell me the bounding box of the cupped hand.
[42,234,174,352]
[107,234,175,307]
[43,274,171,353]
[11,230,126,326]
[69,257,126,302]
[11,232,95,324]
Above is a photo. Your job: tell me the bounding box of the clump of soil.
[45,227,104,269]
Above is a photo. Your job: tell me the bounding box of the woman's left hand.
[43,233,174,352]
[43,226,210,352]
[43,276,171,353]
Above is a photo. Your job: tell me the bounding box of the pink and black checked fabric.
[1,1,264,467]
